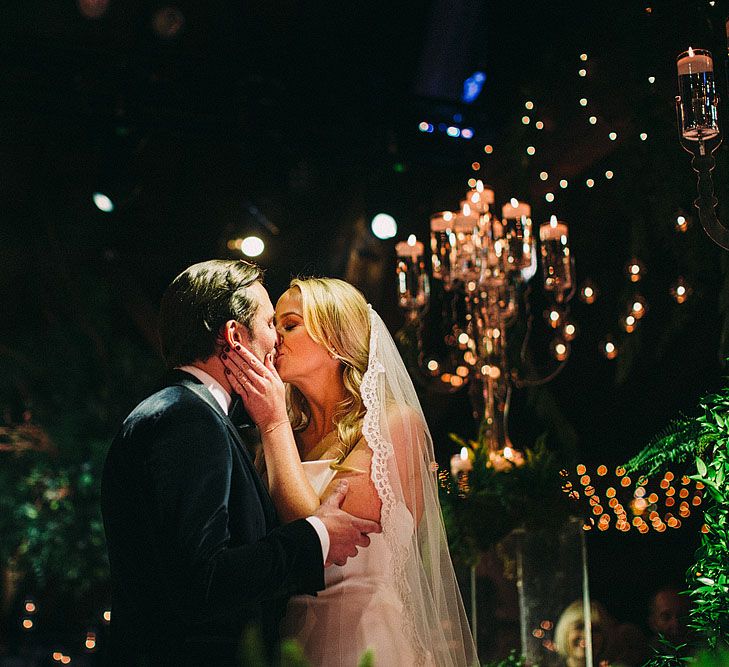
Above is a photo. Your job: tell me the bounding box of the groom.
[101,259,380,667]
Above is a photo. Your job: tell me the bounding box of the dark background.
[2,0,729,661]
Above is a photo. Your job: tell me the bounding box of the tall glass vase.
[501,518,592,664]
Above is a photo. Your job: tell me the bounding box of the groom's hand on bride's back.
[314,480,381,567]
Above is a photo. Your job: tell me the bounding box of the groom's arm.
[141,403,324,622]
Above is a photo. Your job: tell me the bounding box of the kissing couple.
[102,259,477,666]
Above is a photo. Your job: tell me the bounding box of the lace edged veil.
[361,306,478,666]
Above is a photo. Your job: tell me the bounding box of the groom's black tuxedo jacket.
[101,370,324,666]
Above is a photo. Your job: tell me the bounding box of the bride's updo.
[286,277,370,463]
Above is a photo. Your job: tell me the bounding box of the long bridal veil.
[362,306,478,666]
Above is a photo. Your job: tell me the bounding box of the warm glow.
[545,192,555,202]
[22,619,33,629]
[484,144,494,154]
[241,236,265,258]
[588,116,597,124]
[458,332,470,345]
[609,132,617,141]
[579,98,588,106]
[525,101,534,110]
[539,171,549,181]
[522,115,531,125]
[427,359,439,372]
[535,121,544,129]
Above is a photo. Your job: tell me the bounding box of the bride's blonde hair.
[285,277,370,463]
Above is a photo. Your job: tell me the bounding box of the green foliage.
[625,382,729,654]
[0,449,108,596]
[439,434,578,566]
[480,649,525,667]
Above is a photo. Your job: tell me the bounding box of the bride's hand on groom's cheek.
[220,345,288,428]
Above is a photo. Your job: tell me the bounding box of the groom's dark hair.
[159,259,264,369]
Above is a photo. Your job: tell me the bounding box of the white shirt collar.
[177,365,232,415]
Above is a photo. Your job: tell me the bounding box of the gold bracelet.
[261,419,290,435]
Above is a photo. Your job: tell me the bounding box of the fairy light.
[580,281,597,304]
[640,132,648,141]
[580,53,588,61]
[648,76,656,83]
[535,121,544,129]
[525,101,534,110]
[603,339,618,359]
[559,179,568,189]
[609,132,617,141]
[670,277,692,304]
[578,68,587,77]
[626,259,644,282]
[588,116,597,125]
[579,98,588,107]
[539,171,549,181]
[605,170,614,179]
[22,619,33,629]
[484,144,494,154]
[545,192,555,202]
[526,146,536,155]
[586,178,595,188]
[471,161,480,171]
[675,215,688,232]
[522,116,531,125]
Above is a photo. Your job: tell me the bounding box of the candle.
[430,211,454,232]
[539,217,569,242]
[502,199,531,220]
[450,447,473,477]
[396,236,424,259]
[676,47,719,141]
[676,47,713,76]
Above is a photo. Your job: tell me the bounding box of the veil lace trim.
[361,305,429,665]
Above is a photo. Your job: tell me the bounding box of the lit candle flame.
[550,215,558,227]
[688,46,694,58]
[460,447,468,461]
[407,234,417,246]
[476,180,484,192]
[503,446,513,460]
[510,197,519,208]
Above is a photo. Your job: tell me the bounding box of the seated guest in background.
[611,622,649,666]
[648,586,691,649]
[554,599,626,667]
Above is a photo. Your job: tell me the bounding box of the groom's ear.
[223,320,250,349]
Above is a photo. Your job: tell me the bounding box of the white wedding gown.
[281,460,425,667]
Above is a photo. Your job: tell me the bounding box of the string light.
[579,280,598,304]
[484,144,494,154]
[670,277,692,304]
[640,132,648,141]
[605,170,614,179]
[578,68,587,77]
[545,192,555,202]
[559,179,568,189]
[579,98,588,107]
[648,76,656,84]
[580,53,588,61]
[602,338,619,359]
[525,101,534,110]
[609,132,618,141]
[522,116,531,125]
[535,121,544,129]
[675,214,689,232]
[526,146,536,155]
[539,171,549,181]
[626,258,645,282]
[585,178,595,188]
[588,116,597,125]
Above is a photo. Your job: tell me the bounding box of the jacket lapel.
[167,371,279,528]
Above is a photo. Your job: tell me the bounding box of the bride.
[222,277,477,666]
